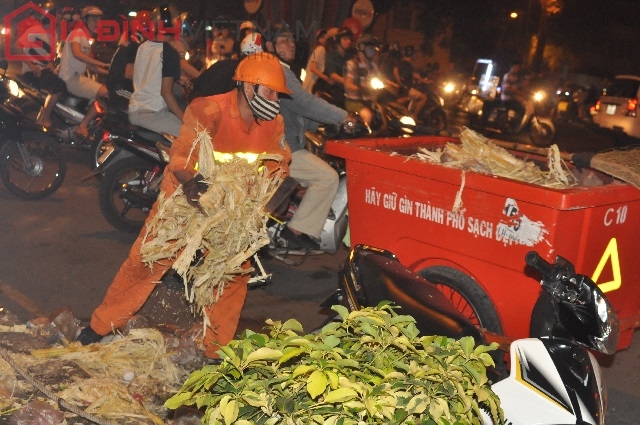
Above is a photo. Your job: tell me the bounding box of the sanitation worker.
[77,53,292,359]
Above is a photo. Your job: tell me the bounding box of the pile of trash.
[0,306,207,424]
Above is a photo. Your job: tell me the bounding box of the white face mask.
[247,89,280,121]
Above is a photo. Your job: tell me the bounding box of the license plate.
[557,101,568,112]
[606,104,617,115]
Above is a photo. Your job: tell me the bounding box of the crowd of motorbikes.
[0,27,622,423]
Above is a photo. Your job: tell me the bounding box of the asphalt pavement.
[0,117,639,424]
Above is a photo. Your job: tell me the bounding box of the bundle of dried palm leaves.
[140,129,286,316]
[413,127,575,188]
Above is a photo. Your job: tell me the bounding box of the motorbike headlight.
[370,77,384,90]
[591,288,619,355]
[400,116,415,127]
[185,51,190,61]
[443,82,455,93]
[399,116,416,135]
[533,90,546,102]
[8,80,23,98]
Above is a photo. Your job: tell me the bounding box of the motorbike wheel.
[529,120,555,147]
[99,156,159,233]
[0,131,66,200]
[418,266,507,378]
[422,109,448,134]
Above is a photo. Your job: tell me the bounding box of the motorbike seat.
[103,108,171,145]
[348,247,482,342]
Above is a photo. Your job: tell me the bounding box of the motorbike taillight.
[102,131,110,141]
[626,98,638,117]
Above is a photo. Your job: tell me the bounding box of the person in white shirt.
[128,5,183,137]
[58,6,109,138]
[302,28,334,93]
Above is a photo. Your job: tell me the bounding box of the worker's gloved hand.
[182,174,208,208]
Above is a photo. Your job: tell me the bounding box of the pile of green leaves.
[165,303,503,425]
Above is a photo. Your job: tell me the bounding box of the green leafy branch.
[165,303,504,425]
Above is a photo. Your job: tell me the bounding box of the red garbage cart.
[326,135,640,351]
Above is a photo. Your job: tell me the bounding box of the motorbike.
[91,109,172,233]
[406,81,448,134]
[470,90,556,147]
[0,59,66,200]
[5,70,105,168]
[553,84,594,126]
[322,244,618,425]
[456,58,500,116]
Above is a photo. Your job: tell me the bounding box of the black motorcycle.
[6,68,105,169]
[0,60,66,200]
[92,109,171,233]
[470,91,556,147]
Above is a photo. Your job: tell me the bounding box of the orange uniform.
[90,90,291,357]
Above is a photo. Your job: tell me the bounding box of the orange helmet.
[232,52,292,94]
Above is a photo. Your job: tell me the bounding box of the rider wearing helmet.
[58,5,109,137]
[168,11,203,108]
[17,1,67,128]
[78,53,292,360]
[343,34,388,113]
[232,20,257,59]
[190,32,264,100]
[211,16,234,62]
[392,43,427,119]
[105,10,152,111]
[265,23,366,251]
[324,26,354,108]
[302,27,331,93]
[128,4,184,136]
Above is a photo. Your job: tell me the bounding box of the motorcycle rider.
[105,10,152,111]
[77,53,292,359]
[57,5,110,138]
[343,34,395,113]
[17,1,67,128]
[169,12,202,109]
[265,23,366,250]
[393,44,427,120]
[127,5,183,137]
[190,32,264,100]
[302,28,334,94]
[500,60,526,128]
[324,27,354,108]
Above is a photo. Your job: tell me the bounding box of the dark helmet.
[403,44,415,58]
[36,1,55,24]
[356,34,381,51]
[215,16,230,30]
[152,4,174,29]
[336,27,353,41]
[38,1,56,16]
[266,22,294,44]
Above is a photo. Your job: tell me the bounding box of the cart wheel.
[419,266,507,377]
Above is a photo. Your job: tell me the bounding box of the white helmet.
[240,21,256,31]
[240,33,263,56]
[81,6,103,19]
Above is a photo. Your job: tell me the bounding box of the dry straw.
[140,127,286,317]
[413,127,575,188]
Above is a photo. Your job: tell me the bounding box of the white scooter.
[323,245,618,425]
